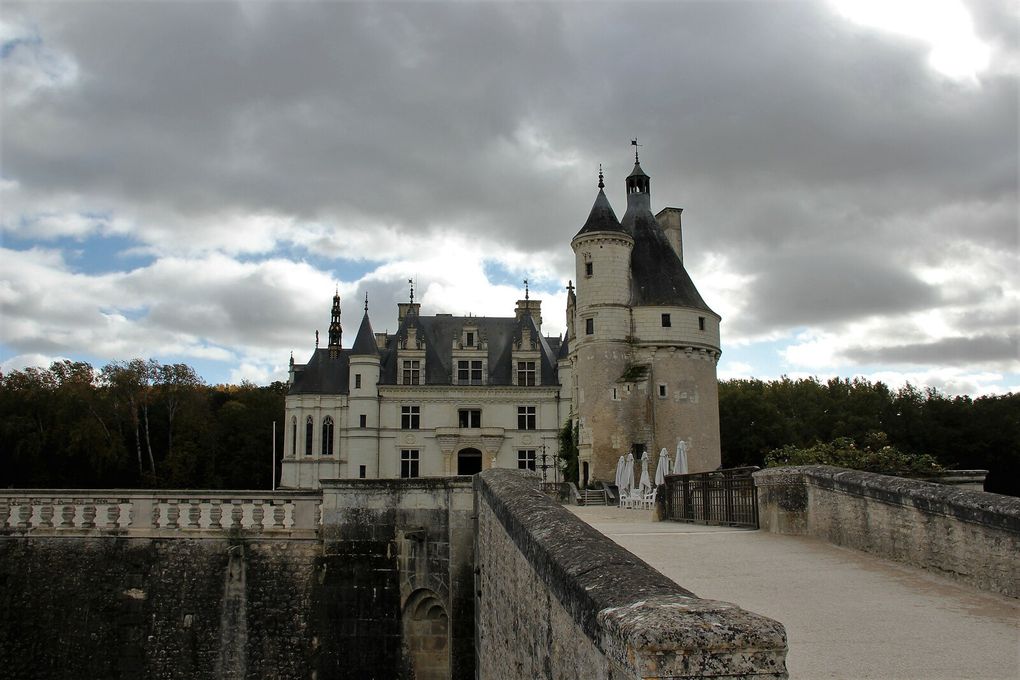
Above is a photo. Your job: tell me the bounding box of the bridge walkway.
[568,505,1019,680]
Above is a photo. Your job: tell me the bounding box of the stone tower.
[569,153,721,485]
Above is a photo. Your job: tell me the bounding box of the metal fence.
[663,467,760,528]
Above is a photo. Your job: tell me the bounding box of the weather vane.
[631,138,642,163]
[408,278,415,305]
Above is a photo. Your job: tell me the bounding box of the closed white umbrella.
[675,440,689,475]
[614,455,625,491]
[639,454,651,491]
[655,448,669,486]
[622,453,635,494]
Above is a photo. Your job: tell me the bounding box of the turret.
[570,167,633,344]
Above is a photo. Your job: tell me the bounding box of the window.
[585,262,593,277]
[517,361,536,386]
[359,414,367,428]
[400,449,420,478]
[517,406,536,430]
[466,331,474,347]
[401,405,420,430]
[661,313,671,327]
[698,316,705,331]
[291,416,297,457]
[585,318,594,335]
[305,416,313,456]
[359,465,367,479]
[321,416,334,455]
[458,409,481,428]
[658,384,667,398]
[355,373,362,389]
[457,360,483,385]
[517,450,536,471]
[402,359,421,385]
[611,387,619,401]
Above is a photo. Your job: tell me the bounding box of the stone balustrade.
[0,490,321,538]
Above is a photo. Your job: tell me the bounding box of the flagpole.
[272,420,276,491]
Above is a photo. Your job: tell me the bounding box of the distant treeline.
[1,362,1017,496]
[1,360,284,490]
[720,377,1019,496]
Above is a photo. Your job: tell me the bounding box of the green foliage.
[558,420,579,485]
[0,360,284,490]
[719,377,1020,496]
[765,433,945,478]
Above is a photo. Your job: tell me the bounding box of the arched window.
[321,416,334,456]
[290,416,297,457]
[305,416,313,456]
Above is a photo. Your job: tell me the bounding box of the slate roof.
[351,311,378,356]
[573,188,626,239]
[291,311,562,395]
[289,349,351,395]
[380,312,559,386]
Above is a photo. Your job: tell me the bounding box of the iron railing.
[663,467,760,528]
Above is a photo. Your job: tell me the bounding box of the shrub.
[765,432,945,478]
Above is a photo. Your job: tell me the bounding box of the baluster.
[240,502,255,529]
[282,502,295,529]
[0,502,10,529]
[198,501,213,530]
[29,503,46,529]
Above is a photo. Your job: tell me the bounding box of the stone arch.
[456,447,483,475]
[402,588,449,680]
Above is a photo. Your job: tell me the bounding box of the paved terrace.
[568,505,1019,680]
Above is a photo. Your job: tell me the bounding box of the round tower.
[348,294,382,478]
[569,167,634,486]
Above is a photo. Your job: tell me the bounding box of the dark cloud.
[843,333,1019,366]
[1,0,1016,390]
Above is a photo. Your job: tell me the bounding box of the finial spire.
[315,330,319,348]
[598,164,604,189]
[364,292,369,312]
[408,278,415,305]
[631,138,642,163]
[524,278,529,301]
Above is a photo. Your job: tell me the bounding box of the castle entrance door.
[457,448,483,475]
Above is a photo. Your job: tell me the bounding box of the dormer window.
[517,361,536,386]
[466,331,474,347]
[457,360,483,385]
[402,359,421,385]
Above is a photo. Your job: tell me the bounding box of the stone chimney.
[515,299,542,331]
[397,302,421,324]
[656,207,684,264]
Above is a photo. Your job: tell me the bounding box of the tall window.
[305,416,313,456]
[585,262,593,277]
[517,406,536,430]
[661,313,671,327]
[401,405,420,430]
[321,416,334,455]
[458,409,481,428]
[402,359,421,385]
[401,449,420,478]
[517,361,536,386]
[457,360,483,385]
[585,318,594,335]
[355,373,362,389]
[359,414,367,428]
[291,416,297,457]
[517,450,536,471]
[466,331,475,347]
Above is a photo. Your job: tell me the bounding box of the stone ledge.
[476,468,788,677]
[756,466,1020,534]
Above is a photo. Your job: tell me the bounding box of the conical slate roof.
[625,206,714,312]
[351,311,378,356]
[573,188,626,239]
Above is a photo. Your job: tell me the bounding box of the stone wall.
[755,466,1020,598]
[474,468,788,679]
[0,483,475,680]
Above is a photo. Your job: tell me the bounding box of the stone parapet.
[0,490,322,539]
[474,468,788,679]
[754,466,1020,598]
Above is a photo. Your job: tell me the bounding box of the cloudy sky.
[1,0,1017,394]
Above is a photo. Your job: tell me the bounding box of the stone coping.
[320,477,474,490]
[0,489,322,498]
[755,466,1020,534]
[476,468,787,674]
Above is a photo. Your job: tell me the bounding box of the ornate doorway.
[456,448,483,475]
